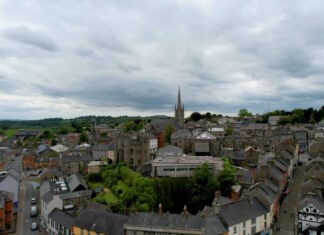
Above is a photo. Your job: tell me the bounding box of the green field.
[4,129,18,137]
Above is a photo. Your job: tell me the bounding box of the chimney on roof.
[214,190,221,198]
[183,205,187,218]
[158,203,162,217]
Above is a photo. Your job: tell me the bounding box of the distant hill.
[0,115,170,130]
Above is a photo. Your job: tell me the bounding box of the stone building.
[114,133,150,171]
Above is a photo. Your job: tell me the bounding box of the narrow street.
[274,164,305,235]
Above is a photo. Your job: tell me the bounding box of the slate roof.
[220,197,269,226]
[231,151,246,160]
[195,131,216,140]
[212,196,232,207]
[62,152,92,163]
[171,129,191,139]
[48,208,75,229]
[75,202,128,235]
[157,145,183,155]
[126,212,205,231]
[92,143,113,151]
[204,216,228,235]
[59,189,93,200]
[67,173,87,192]
[150,119,181,132]
[298,194,324,213]
[236,169,253,185]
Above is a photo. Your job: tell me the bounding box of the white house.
[149,134,158,154]
[297,194,324,233]
[220,197,271,235]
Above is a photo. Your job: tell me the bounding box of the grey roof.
[249,182,276,207]
[48,208,75,229]
[157,145,183,155]
[205,216,228,235]
[126,212,205,230]
[67,173,87,192]
[75,202,128,235]
[220,197,269,226]
[231,151,246,160]
[62,152,92,163]
[212,196,233,207]
[236,169,253,185]
[171,129,191,139]
[150,119,181,132]
[92,143,113,151]
[269,164,284,183]
[59,189,93,200]
[298,194,324,213]
[126,212,227,235]
[7,168,20,180]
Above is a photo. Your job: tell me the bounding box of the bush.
[87,173,103,182]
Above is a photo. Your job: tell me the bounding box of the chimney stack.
[214,190,221,198]
[158,203,162,216]
[183,205,187,217]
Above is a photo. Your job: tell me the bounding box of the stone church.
[174,86,184,127]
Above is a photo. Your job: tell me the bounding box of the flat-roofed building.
[151,155,223,177]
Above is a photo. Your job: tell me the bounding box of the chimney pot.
[214,191,221,198]
[158,203,162,216]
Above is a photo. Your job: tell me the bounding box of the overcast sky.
[0,0,324,119]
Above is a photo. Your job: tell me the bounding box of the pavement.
[274,164,305,235]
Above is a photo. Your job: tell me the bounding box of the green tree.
[79,132,89,144]
[218,158,236,196]
[51,139,57,146]
[226,122,233,135]
[190,112,203,122]
[0,128,4,135]
[187,163,219,213]
[238,108,252,120]
[164,125,175,143]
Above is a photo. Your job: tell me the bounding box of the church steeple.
[177,85,181,109]
[174,86,184,127]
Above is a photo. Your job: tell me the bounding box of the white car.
[31,222,38,231]
[31,197,36,204]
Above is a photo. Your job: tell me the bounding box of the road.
[274,164,305,235]
[5,155,40,235]
[18,181,40,235]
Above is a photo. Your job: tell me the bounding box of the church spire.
[177,85,181,108]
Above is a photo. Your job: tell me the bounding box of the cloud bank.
[0,0,323,119]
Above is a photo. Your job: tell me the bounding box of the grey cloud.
[1,0,324,119]
[2,26,57,51]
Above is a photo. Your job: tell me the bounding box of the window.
[233,226,237,233]
[243,221,246,228]
[252,217,256,225]
[251,226,256,234]
[243,231,246,235]
[264,221,267,228]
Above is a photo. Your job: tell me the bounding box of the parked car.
[30,206,37,217]
[31,197,36,204]
[0,171,8,177]
[31,222,38,231]
[29,171,38,177]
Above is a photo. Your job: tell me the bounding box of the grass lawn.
[104,190,118,204]
[88,182,103,189]
[4,129,18,138]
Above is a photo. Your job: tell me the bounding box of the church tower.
[174,86,184,127]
